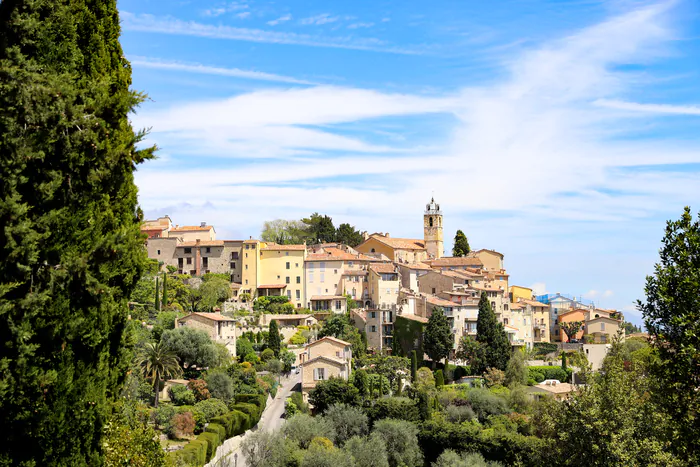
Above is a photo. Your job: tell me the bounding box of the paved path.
[206,372,301,467]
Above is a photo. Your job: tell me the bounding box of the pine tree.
[475,292,511,373]
[155,276,160,311]
[424,307,452,368]
[452,230,471,257]
[162,272,168,308]
[0,1,153,464]
[268,319,281,357]
[411,350,418,382]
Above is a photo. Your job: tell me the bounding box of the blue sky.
[120,0,700,327]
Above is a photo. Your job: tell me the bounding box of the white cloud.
[583,289,599,299]
[121,11,420,54]
[594,98,700,115]
[348,22,375,29]
[300,13,339,26]
[267,14,292,26]
[236,11,251,19]
[203,2,249,17]
[530,283,547,295]
[129,56,314,84]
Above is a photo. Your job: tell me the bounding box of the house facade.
[300,336,352,402]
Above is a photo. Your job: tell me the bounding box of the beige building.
[518,299,551,343]
[356,233,427,263]
[397,262,432,292]
[176,312,237,355]
[469,249,504,271]
[528,380,576,401]
[141,216,173,239]
[369,263,400,310]
[300,336,352,401]
[423,197,444,259]
[418,270,478,296]
[424,256,483,271]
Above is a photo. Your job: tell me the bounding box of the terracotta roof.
[310,295,346,301]
[471,283,506,292]
[180,312,233,322]
[427,257,484,267]
[427,296,458,308]
[141,226,168,232]
[398,262,433,271]
[370,263,398,274]
[367,235,426,250]
[396,314,428,324]
[436,270,476,280]
[307,336,352,347]
[262,244,306,251]
[557,308,588,319]
[257,284,287,289]
[178,240,225,247]
[587,316,621,324]
[510,302,524,310]
[306,248,376,262]
[171,225,214,232]
[470,249,504,258]
[351,310,367,321]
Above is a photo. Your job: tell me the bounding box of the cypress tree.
[452,230,471,257]
[424,307,452,368]
[396,373,403,396]
[435,369,445,387]
[475,292,511,373]
[0,1,153,464]
[154,275,160,311]
[411,350,418,382]
[562,352,568,371]
[162,272,168,308]
[268,319,281,357]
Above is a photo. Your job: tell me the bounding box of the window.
[320,262,326,271]
[157,249,161,255]
[277,275,280,280]
[286,276,290,284]
[206,247,211,253]
[296,263,299,267]
[325,289,329,293]
[371,248,376,253]
[309,274,314,283]
[296,276,301,284]
[320,273,325,283]
[504,304,509,310]
[504,318,509,325]
[432,287,436,294]
[202,257,208,268]
[491,301,496,309]
[349,261,353,267]
[245,244,249,249]
[230,262,236,269]
[601,322,606,331]
[245,279,248,285]
[245,264,248,270]
[184,248,192,254]
[296,290,300,299]
[178,258,183,266]
[308,263,314,270]
[314,368,326,381]
[187,258,192,265]
[232,252,239,260]
[286,262,290,269]
[245,253,248,258]
[334,269,338,274]
[370,312,376,318]
[371,326,377,332]
[285,252,289,256]
[287,290,292,299]
[335,300,341,310]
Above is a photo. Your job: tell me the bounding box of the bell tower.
[424,197,444,259]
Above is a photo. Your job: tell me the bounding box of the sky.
[119,0,700,327]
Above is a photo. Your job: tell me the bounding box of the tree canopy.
[161,327,218,369]
[260,214,364,246]
[0,1,152,464]
[423,307,453,367]
[452,230,471,257]
[475,293,511,373]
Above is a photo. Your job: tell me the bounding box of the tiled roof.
[510,302,524,310]
[306,248,376,262]
[368,235,426,250]
[181,312,233,322]
[178,240,225,247]
[470,249,504,258]
[520,299,549,307]
[397,314,428,324]
[370,263,398,274]
[262,243,306,251]
[533,382,575,394]
[342,270,368,276]
[471,283,505,292]
[171,225,214,232]
[268,314,313,320]
[141,226,168,232]
[427,257,484,267]
[427,296,458,308]
[257,284,287,289]
[307,336,352,347]
[310,295,346,301]
[398,262,433,270]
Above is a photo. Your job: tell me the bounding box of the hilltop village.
[143,198,625,366]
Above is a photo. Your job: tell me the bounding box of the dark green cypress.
[162,272,168,308]
[0,1,154,464]
[154,275,160,311]
[411,350,418,382]
[435,369,444,387]
[268,319,281,357]
[562,352,567,371]
[475,292,511,373]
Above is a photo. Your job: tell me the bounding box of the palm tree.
[134,341,182,407]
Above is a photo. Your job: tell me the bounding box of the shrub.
[211,410,248,438]
[289,331,307,345]
[229,402,261,428]
[291,391,310,414]
[366,397,420,423]
[283,413,336,449]
[236,393,268,411]
[177,438,207,465]
[205,370,235,402]
[244,352,259,364]
[155,404,176,429]
[446,404,476,423]
[467,388,510,422]
[454,366,469,381]
[205,422,226,441]
[324,404,369,446]
[528,366,571,382]
[188,379,211,402]
[484,368,505,387]
[169,385,196,406]
[286,399,299,417]
[528,368,545,383]
[435,370,445,387]
[198,431,221,461]
[176,405,205,433]
[261,348,275,362]
[195,398,229,422]
[168,412,195,439]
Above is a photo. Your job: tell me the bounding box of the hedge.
[528,366,572,383]
[235,393,267,411]
[210,410,248,438]
[229,402,261,429]
[205,422,226,441]
[174,438,207,466]
[199,431,221,461]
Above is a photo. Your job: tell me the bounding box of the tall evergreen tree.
[475,293,511,373]
[452,230,471,257]
[410,350,418,382]
[162,272,168,308]
[268,319,281,357]
[423,307,452,368]
[0,1,153,464]
[154,275,160,311]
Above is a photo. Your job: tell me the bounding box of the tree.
[433,450,500,467]
[456,335,484,369]
[475,292,511,373]
[414,367,435,393]
[561,352,568,371]
[269,319,282,357]
[104,402,166,467]
[504,350,527,388]
[281,350,297,373]
[282,413,336,449]
[353,369,369,398]
[0,0,157,459]
[162,272,168,308]
[134,342,182,407]
[324,404,369,446]
[197,275,231,311]
[309,377,361,413]
[161,327,218,369]
[155,276,161,311]
[303,213,336,244]
[452,230,471,257]
[261,219,310,245]
[344,434,389,467]
[319,313,350,338]
[205,370,234,401]
[560,321,584,342]
[423,307,452,368]
[372,419,423,467]
[336,223,364,247]
[434,370,445,387]
[237,337,255,359]
[639,207,700,464]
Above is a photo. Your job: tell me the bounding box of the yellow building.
[301,336,352,402]
[509,285,533,303]
[241,240,307,308]
[424,197,444,259]
[356,233,427,263]
[469,249,504,271]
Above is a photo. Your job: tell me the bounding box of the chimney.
[196,239,201,244]
[385,232,390,237]
[201,222,207,227]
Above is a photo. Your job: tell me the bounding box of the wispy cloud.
[300,13,339,26]
[121,11,422,54]
[267,14,292,26]
[594,98,700,115]
[129,56,315,85]
[348,22,375,29]
[203,1,248,17]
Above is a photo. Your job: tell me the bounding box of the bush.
[435,370,445,387]
[195,398,229,422]
[155,404,176,429]
[169,385,196,406]
[286,399,299,418]
[528,368,545,383]
[261,348,275,362]
[205,422,226,441]
[229,402,262,428]
[168,411,195,439]
[283,413,336,449]
[289,331,307,345]
[244,352,259,364]
[205,371,235,402]
[176,405,206,433]
[210,410,248,438]
[467,388,510,422]
[366,397,420,423]
[198,431,221,461]
[446,404,476,423]
[172,438,208,466]
[291,391,310,414]
[528,366,571,383]
[235,393,268,411]
[324,404,369,446]
[454,366,470,381]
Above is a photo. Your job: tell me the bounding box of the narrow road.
[207,371,301,467]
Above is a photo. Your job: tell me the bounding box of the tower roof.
[425,197,441,215]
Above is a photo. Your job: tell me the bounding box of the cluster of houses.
[145,198,625,400]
